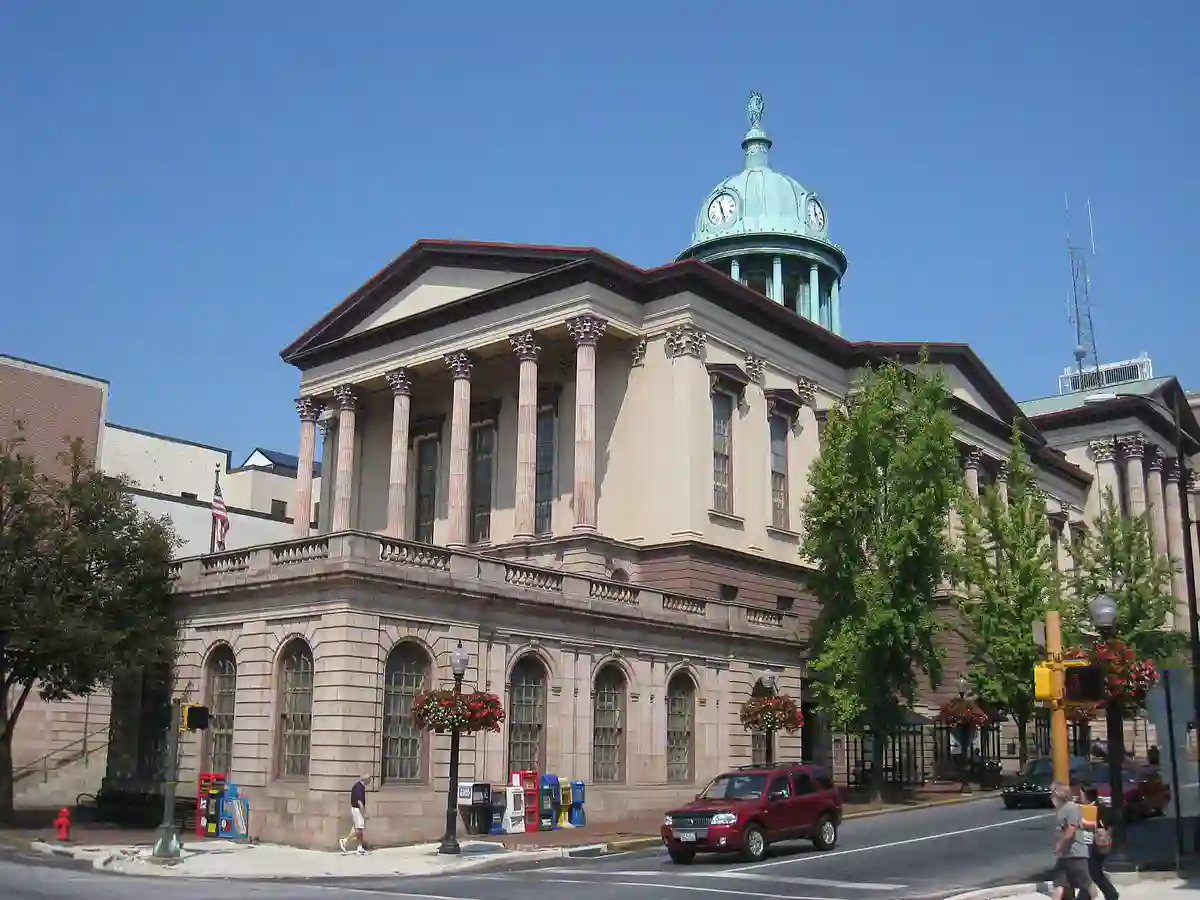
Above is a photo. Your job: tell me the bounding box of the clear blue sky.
[2,1,1196,460]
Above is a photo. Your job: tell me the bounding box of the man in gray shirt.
[1050,782,1093,899]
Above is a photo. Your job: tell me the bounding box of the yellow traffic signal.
[181,704,210,732]
[1034,663,1053,701]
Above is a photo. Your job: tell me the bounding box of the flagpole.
[210,464,219,554]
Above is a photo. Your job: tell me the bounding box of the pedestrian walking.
[1077,785,1119,900]
[1049,781,1093,900]
[339,773,371,855]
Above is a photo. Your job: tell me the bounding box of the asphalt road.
[0,798,1069,900]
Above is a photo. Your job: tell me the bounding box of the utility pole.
[1045,610,1070,786]
[152,699,182,860]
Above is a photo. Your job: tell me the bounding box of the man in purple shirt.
[339,774,371,855]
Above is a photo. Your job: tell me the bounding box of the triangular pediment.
[346,266,527,337]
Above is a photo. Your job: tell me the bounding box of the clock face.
[707,192,738,227]
[806,198,826,232]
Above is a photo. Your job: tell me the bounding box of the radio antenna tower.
[1064,193,1100,380]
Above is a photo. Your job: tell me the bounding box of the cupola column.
[772,257,783,305]
[730,258,741,283]
[831,278,841,335]
[384,368,414,538]
[330,385,359,531]
[292,397,323,537]
[509,331,541,540]
[807,264,820,322]
[444,351,475,548]
[566,315,607,533]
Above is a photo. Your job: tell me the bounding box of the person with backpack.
[1077,784,1118,900]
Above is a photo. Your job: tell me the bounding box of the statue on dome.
[746,91,765,128]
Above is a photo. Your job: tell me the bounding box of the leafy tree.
[950,431,1060,766]
[1065,488,1183,668]
[801,351,961,801]
[0,431,179,823]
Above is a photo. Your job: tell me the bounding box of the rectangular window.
[534,407,555,535]
[769,414,789,528]
[181,491,198,501]
[413,438,439,544]
[712,392,734,512]
[270,499,287,519]
[469,422,496,544]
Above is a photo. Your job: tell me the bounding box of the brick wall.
[0,355,107,477]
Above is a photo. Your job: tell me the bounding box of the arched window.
[593,664,627,783]
[751,680,774,767]
[508,656,547,774]
[666,672,696,783]
[382,643,429,782]
[277,639,314,778]
[205,645,237,775]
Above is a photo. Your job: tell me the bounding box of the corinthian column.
[1189,474,1200,618]
[1089,439,1119,512]
[509,331,541,539]
[291,397,323,537]
[384,369,414,538]
[331,385,358,531]
[1164,460,1188,614]
[964,447,982,498]
[444,351,474,548]
[1118,433,1147,518]
[996,460,1010,506]
[566,315,607,533]
[1145,447,1170,563]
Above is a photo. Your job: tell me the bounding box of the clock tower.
[678,91,848,335]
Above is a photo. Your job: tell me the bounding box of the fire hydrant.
[53,807,71,842]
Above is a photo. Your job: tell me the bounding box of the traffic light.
[1034,664,1053,701]
[1063,663,1105,703]
[183,704,210,731]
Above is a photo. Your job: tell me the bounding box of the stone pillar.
[292,397,323,538]
[1189,475,1200,619]
[1118,433,1147,518]
[1164,460,1188,616]
[830,278,841,335]
[1089,439,1119,513]
[964,447,982,498]
[566,315,607,533]
[1145,448,1170,564]
[729,257,741,283]
[444,351,474,548]
[808,263,820,322]
[384,369,413,539]
[771,256,783,305]
[996,460,1010,506]
[330,385,358,531]
[510,330,541,539]
[317,418,335,532]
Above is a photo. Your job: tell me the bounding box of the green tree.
[1065,489,1183,667]
[950,431,1060,766]
[0,432,180,823]
[801,352,961,801]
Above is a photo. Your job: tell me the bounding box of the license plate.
[678,831,697,842]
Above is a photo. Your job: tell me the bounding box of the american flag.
[211,471,230,551]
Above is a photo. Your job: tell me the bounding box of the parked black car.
[1002,756,1092,808]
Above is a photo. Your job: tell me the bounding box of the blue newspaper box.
[217,783,250,841]
[569,779,586,827]
[539,774,560,831]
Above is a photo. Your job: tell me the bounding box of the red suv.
[661,763,843,864]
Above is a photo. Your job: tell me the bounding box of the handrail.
[14,726,111,785]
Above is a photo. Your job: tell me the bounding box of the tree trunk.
[1016,716,1029,769]
[0,725,13,825]
[869,731,886,803]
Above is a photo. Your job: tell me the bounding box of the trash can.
[569,779,586,827]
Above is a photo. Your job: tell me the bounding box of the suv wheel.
[668,848,695,865]
[812,815,838,851]
[740,823,767,862]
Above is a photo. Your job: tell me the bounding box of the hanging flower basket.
[412,690,506,733]
[935,696,991,729]
[740,694,804,733]
[1066,640,1160,710]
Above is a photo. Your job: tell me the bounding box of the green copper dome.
[686,92,832,251]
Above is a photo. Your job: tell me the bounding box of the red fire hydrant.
[53,807,71,842]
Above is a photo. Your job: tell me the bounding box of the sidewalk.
[946,876,1199,900]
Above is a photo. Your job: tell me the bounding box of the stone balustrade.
[171,531,803,643]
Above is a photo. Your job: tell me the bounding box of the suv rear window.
[700,773,767,800]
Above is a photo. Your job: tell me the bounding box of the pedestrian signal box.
[1063,663,1105,703]
[1034,664,1053,701]
[183,704,210,731]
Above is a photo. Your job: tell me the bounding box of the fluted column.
[291,397,324,537]
[330,385,358,531]
[996,461,1010,506]
[1164,460,1188,614]
[1118,433,1148,518]
[1145,447,1170,565]
[509,331,541,540]
[1089,439,1119,512]
[444,351,474,548]
[566,315,607,533]
[317,417,335,532]
[964,447,982,498]
[384,369,414,538]
[1189,475,1200,617]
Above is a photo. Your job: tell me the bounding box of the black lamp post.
[437,641,471,856]
[1089,593,1134,871]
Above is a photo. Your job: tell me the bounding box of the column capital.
[963,446,983,470]
[744,353,766,385]
[509,330,542,362]
[665,324,707,359]
[385,368,413,396]
[1165,458,1183,483]
[1117,432,1147,459]
[1189,472,1200,494]
[795,377,817,407]
[332,384,358,411]
[295,396,324,422]
[566,314,608,348]
[995,460,1010,483]
[444,350,474,380]
[1147,446,1165,472]
[630,339,647,368]
[319,417,335,438]
[1089,438,1117,463]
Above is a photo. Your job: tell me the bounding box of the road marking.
[697,872,905,890]
[527,878,832,899]
[724,811,1055,872]
[288,887,484,900]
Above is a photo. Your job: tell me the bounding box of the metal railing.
[14,726,111,786]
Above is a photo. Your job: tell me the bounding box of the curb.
[942,884,1049,900]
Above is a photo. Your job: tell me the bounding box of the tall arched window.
[278,639,314,778]
[751,680,774,766]
[508,656,547,774]
[205,645,237,775]
[382,643,429,782]
[593,664,627,783]
[666,672,696,783]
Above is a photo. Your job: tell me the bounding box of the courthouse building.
[151,95,1200,846]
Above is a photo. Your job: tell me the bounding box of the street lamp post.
[437,641,471,856]
[1089,593,1133,872]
